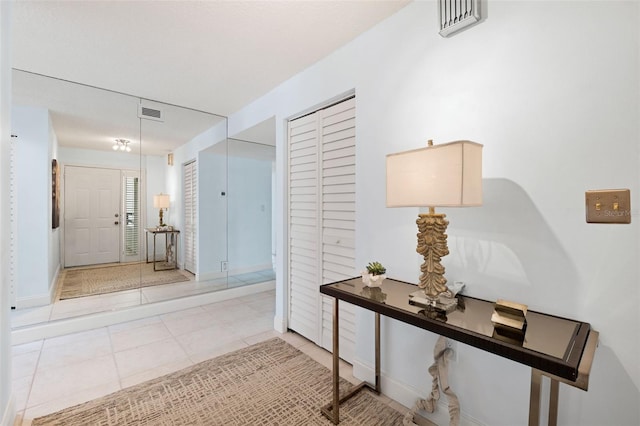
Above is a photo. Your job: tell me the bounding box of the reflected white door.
[64,166,121,267]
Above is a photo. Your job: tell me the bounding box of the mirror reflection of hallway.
[227,138,276,289]
[10,70,277,330]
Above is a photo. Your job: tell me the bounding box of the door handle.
[114,221,119,225]
[115,213,119,218]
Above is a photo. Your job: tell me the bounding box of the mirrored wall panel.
[8,70,283,330]
[227,139,276,288]
[10,70,144,326]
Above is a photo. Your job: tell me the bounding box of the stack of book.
[491,299,527,344]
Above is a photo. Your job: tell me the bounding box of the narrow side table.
[145,228,180,271]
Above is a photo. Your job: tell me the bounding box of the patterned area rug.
[32,338,403,425]
[59,263,190,300]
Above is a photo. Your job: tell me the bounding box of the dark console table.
[319,277,598,425]
[145,228,180,271]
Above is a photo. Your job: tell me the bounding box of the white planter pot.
[362,273,386,287]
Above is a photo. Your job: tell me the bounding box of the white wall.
[228,1,639,425]
[12,106,54,306]
[47,115,60,295]
[0,2,14,424]
[58,146,141,170]
[227,155,273,272]
[143,155,168,230]
[197,149,227,278]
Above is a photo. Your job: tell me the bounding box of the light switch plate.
[585,189,631,224]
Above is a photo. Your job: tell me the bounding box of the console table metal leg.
[529,369,560,426]
[320,298,341,424]
[152,234,158,271]
[375,312,381,392]
[321,299,381,424]
[332,298,340,424]
[548,378,559,426]
[529,369,542,426]
[164,233,169,263]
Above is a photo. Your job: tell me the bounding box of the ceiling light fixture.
[113,138,132,152]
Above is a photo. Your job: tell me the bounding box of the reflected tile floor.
[10,269,276,328]
[12,289,411,425]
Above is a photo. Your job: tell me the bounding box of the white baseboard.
[230,263,273,276]
[352,358,483,426]
[198,263,273,282]
[197,270,226,281]
[12,280,276,345]
[273,314,286,333]
[14,292,52,310]
[14,265,60,309]
[49,263,60,300]
[0,393,15,426]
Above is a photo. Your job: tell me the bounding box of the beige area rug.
[59,263,190,300]
[32,338,403,425]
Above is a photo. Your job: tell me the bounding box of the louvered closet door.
[184,161,197,273]
[288,113,320,342]
[288,97,356,363]
[319,98,356,362]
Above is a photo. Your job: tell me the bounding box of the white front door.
[64,166,121,267]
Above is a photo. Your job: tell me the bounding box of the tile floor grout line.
[105,322,125,392]
[15,339,45,421]
[13,289,396,425]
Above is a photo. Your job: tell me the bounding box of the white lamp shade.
[386,140,483,207]
[153,194,170,209]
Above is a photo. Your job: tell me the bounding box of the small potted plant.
[362,261,387,287]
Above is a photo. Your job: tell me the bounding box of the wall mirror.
[10,70,276,330]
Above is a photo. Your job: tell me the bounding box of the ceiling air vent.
[138,105,164,122]
[438,0,481,37]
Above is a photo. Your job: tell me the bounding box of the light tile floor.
[11,269,276,328]
[12,288,411,425]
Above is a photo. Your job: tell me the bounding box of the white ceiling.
[13,69,226,155]
[11,1,409,154]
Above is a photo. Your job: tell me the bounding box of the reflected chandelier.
[113,138,132,152]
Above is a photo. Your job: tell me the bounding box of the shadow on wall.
[443,178,580,315]
[562,344,639,425]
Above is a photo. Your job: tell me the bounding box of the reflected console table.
[145,228,180,271]
[320,277,598,425]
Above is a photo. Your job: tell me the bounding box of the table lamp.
[386,140,483,308]
[153,193,170,227]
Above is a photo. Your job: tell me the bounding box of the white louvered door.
[121,170,142,263]
[288,112,320,342]
[319,99,356,362]
[288,97,356,363]
[184,161,197,273]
